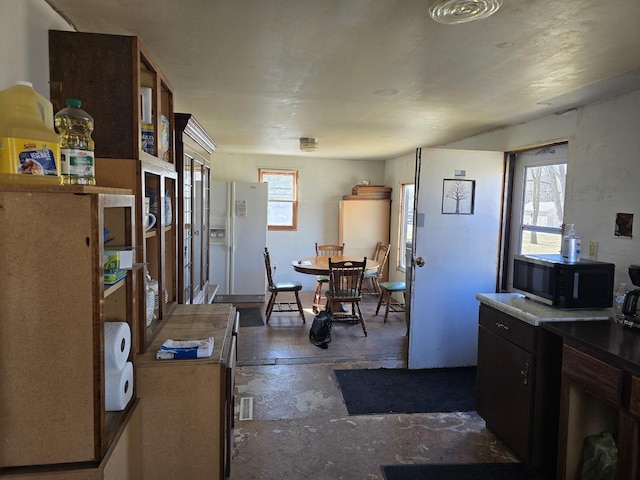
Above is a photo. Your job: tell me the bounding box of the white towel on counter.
[156,337,214,360]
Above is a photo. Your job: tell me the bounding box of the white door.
[408,148,504,369]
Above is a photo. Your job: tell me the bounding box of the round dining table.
[291,256,379,275]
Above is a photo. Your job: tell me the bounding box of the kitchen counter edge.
[476,292,613,326]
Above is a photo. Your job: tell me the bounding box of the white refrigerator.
[209,180,268,298]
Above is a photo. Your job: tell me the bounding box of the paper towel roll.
[104,321,131,370]
[105,361,134,412]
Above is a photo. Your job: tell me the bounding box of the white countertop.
[476,293,613,326]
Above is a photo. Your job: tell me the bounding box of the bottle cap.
[65,98,82,107]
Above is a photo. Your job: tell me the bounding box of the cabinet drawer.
[479,304,537,352]
[629,375,640,418]
[562,345,622,406]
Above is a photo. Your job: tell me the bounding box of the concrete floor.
[230,291,517,479]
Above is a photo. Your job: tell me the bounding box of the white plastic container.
[562,224,581,263]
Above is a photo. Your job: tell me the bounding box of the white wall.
[0,0,72,96]
[443,90,640,289]
[212,151,386,290]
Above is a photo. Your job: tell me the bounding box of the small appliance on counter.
[512,253,615,309]
[622,265,640,327]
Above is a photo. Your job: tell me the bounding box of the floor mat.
[334,366,476,415]
[237,308,265,327]
[381,463,534,480]
[214,294,264,304]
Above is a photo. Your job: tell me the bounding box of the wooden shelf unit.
[0,184,139,474]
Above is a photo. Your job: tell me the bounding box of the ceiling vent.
[299,137,319,152]
[428,0,502,24]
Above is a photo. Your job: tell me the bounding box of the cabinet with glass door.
[175,113,216,304]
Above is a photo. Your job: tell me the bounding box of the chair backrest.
[263,247,275,290]
[373,242,391,275]
[315,243,345,257]
[328,257,367,299]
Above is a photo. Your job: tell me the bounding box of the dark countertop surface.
[543,320,640,375]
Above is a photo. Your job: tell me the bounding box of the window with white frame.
[512,145,567,256]
[259,169,298,231]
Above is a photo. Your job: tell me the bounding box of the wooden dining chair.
[263,247,305,323]
[363,242,391,296]
[313,243,345,313]
[326,257,368,336]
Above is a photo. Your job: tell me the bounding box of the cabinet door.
[182,155,194,303]
[477,325,535,461]
[192,157,205,302]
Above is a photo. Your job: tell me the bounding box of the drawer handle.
[521,362,530,385]
[495,322,510,331]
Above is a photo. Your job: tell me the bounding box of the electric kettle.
[622,265,640,318]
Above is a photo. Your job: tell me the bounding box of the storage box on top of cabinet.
[0,184,138,470]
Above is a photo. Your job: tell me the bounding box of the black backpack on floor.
[309,310,333,349]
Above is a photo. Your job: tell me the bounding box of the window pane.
[263,173,294,201]
[267,201,293,226]
[399,183,414,269]
[520,231,562,255]
[523,164,565,228]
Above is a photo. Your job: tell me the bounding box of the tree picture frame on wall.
[442,179,475,215]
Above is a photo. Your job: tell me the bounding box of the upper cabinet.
[49,30,174,164]
[49,30,177,353]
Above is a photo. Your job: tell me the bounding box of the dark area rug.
[381,463,534,480]
[237,308,265,327]
[214,294,264,304]
[334,366,476,415]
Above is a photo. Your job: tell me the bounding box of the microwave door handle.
[573,272,579,299]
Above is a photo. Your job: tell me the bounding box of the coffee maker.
[622,265,640,322]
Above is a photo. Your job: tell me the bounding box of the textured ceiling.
[46,0,640,159]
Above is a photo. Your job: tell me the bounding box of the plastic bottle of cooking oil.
[0,81,61,184]
[55,98,96,185]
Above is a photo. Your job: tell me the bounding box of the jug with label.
[55,98,95,185]
[0,81,61,184]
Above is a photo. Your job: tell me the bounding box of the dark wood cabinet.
[477,304,562,478]
[477,305,536,460]
[175,113,216,304]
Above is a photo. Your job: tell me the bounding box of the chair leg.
[266,291,277,323]
[356,302,367,336]
[384,293,391,323]
[372,277,381,296]
[375,290,386,315]
[294,290,305,323]
[313,281,325,313]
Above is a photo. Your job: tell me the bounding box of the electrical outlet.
[588,241,598,259]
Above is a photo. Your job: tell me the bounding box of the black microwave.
[512,254,615,309]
